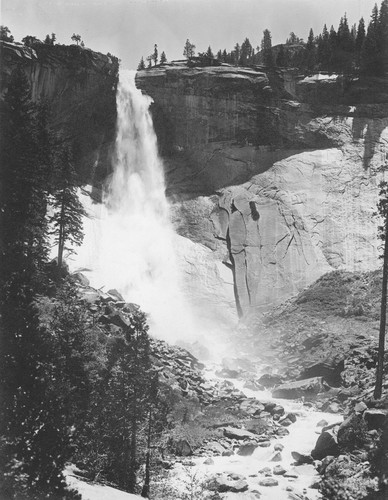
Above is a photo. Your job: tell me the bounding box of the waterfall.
[74,70,196,341]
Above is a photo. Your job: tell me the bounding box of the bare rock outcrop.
[137,65,388,317]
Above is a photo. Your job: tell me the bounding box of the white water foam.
[73,70,199,342]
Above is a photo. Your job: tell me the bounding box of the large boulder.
[174,439,192,456]
[364,409,388,430]
[237,442,259,456]
[298,357,345,386]
[208,474,249,493]
[223,426,257,440]
[311,428,340,460]
[272,377,325,399]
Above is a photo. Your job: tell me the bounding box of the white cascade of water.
[74,70,198,342]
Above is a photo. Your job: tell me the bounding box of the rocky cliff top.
[0,41,119,184]
[1,41,117,96]
[136,64,388,198]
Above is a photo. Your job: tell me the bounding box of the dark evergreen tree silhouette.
[0,25,14,42]
[261,29,274,67]
[137,56,146,70]
[239,38,253,66]
[153,44,158,65]
[305,28,317,72]
[49,145,86,270]
[0,66,77,500]
[183,39,195,59]
[355,17,366,68]
[206,45,214,58]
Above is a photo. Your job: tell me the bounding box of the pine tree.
[153,44,158,65]
[233,43,241,65]
[160,51,167,64]
[328,25,338,73]
[206,45,214,58]
[49,145,86,270]
[336,14,355,74]
[305,28,317,72]
[361,4,381,75]
[261,29,273,67]
[0,25,14,42]
[355,17,366,68]
[137,56,146,70]
[239,38,253,66]
[379,0,388,74]
[183,39,195,59]
[91,309,155,492]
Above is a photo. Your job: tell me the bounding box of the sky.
[2,0,380,69]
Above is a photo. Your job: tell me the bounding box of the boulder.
[223,426,256,440]
[245,418,271,435]
[273,465,287,475]
[72,272,90,286]
[311,429,339,460]
[272,377,325,399]
[259,478,279,487]
[175,439,192,456]
[107,288,125,301]
[239,399,265,415]
[203,457,214,465]
[364,409,388,430]
[327,402,341,413]
[276,427,290,436]
[274,443,284,452]
[271,404,285,416]
[237,442,258,456]
[99,310,129,329]
[298,357,345,386]
[291,451,313,465]
[354,402,368,414]
[258,466,272,475]
[204,441,225,455]
[244,379,265,391]
[227,473,246,481]
[222,449,234,456]
[270,452,282,462]
[258,374,284,388]
[208,475,249,493]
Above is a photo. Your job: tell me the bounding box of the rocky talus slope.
[137,65,388,319]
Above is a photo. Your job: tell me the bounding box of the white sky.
[1,0,379,69]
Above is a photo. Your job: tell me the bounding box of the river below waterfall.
[168,366,342,500]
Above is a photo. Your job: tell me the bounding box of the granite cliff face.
[136,65,388,318]
[0,41,119,183]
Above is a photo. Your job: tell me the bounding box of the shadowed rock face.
[137,65,388,317]
[0,41,119,184]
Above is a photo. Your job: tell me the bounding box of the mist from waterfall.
[74,70,198,342]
